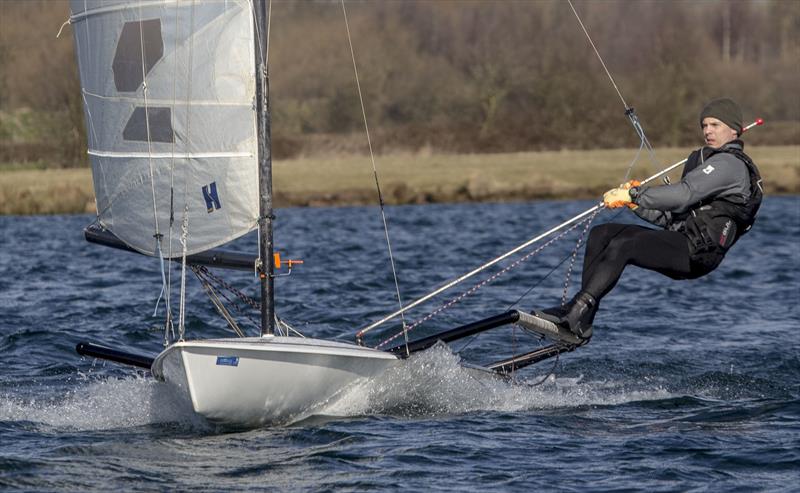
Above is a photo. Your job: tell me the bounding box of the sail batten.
[88,151,254,159]
[81,89,253,106]
[71,0,259,257]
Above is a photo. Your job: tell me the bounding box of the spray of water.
[1,344,676,430]
[0,374,205,431]
[320,343,673,419]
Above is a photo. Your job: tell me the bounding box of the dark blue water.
[2,197,799,491]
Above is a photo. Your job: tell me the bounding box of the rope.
[560,209,599,307]
[194,265,261,311]
[340,1,410,348]
[152,241,168,316]
[252,0,272,68]
[134,1,170,331]
[526,348,562,387]
[136,2,163,256]
[567,0,659,176]
[567,0,628,110]
[376,213,594,349]
[192,264,306,338]
[192,266,253,337]
[178,206,189,341]
[72,3,106,220]
[171,1,197,344]
[161,0,185,346]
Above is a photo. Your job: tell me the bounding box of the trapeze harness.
[673,141,763,271]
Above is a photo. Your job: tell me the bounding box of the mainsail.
[70,0,259,257]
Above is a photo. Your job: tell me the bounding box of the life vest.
[677,141,763,269]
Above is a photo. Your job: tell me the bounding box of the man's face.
[702,117,738,148]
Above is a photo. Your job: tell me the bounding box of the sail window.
[113,19,163,92]
[123,107,174,143]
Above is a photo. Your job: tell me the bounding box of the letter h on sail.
[202,182,222,213]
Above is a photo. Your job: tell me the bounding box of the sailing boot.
[559,291,598,340]
[533,298,575,324]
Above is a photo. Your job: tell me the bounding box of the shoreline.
[2,146,798,215]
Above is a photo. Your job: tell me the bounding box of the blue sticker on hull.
[216,356,239,367]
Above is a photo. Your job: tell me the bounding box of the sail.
[70,0,259,257]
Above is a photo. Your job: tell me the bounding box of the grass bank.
[1,146,798,215]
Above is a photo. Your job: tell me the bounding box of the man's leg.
[581,223,693,302]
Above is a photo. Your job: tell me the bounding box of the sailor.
[538,98,762,340]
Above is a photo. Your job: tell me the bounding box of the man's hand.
[603,180,641,209]
[603,186,632,208]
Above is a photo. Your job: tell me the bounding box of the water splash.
[4,342,785,431]
[320,344,674,419]
[0,374,204,431]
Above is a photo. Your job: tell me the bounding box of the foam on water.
[0,374,204,431]
[321,344,673,419]
[1,343,675,431]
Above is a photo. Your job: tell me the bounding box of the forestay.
[70,0,259,257]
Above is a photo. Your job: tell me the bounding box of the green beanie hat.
[700,98,743,135]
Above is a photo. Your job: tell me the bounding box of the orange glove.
[624,180,641,209]
[603,186,632,208]
[603,180,642,209]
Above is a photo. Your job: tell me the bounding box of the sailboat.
[67,0,411,425]
[68,0,608,425]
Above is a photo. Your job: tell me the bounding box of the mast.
[253,0,275,335]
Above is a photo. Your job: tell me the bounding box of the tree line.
[0,0,797,167]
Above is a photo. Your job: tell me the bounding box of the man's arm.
[633,153,749,214]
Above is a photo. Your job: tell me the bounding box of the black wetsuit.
[581,141,758,302]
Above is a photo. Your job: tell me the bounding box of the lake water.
[1,197,798,491]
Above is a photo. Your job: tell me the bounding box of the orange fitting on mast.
[273,252,304,269]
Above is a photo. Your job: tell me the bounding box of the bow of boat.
[152,336,399,425]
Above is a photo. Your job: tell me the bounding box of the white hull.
[152,336,399,425]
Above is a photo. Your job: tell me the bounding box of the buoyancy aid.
[677,141,763,269]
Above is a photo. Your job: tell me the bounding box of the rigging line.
[566,0,627,109]
[266,0,272,66]
[249,0,272,288]
[527,349,561,387]
[506,247,579,311]
[137,2,161,239]
[506,206,632,312]
[375,215,592,349]
[560,208,598,307]
[74,1,106,220]
[566,0,659,175]
[622,131,647,182]
[625,110,659,175]
[456,212,598,355]
[251,0,270,68]
[192,267,248,337]
[162,0,186,345]
[137,1,168,317]
[176,2,197,342]
[359,201,604,338]
[178,205,189,340]
[340,1,409,335]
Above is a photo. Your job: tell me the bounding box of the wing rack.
[385,309,587,373]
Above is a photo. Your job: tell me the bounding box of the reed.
[2,146,797,215]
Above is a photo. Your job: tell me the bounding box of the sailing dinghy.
[69,0,585,425]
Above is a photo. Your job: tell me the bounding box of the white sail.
[70,0,259,257]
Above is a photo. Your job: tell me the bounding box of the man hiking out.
[537,98,763,340]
